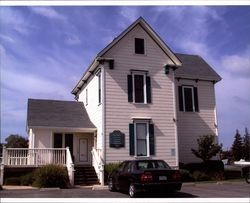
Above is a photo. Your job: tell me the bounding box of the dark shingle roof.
[175,53,222,82]
[27,99,96,129]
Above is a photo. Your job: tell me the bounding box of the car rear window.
[136,161,171,170]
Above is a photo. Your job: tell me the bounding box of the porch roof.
[27,99,96,129]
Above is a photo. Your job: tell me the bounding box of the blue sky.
[0,6,249,149]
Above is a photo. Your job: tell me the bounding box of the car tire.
[129,184,137,198]
[245,172,250,184]
[108,178,116,192]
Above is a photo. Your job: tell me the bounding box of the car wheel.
[245,172,250,184]
[129,184,137,198]
[108,178,116,191]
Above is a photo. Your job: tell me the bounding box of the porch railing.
[0,147,75,186]
[66,147,74,186]
[3,148,67,166]
[91,147,104,185]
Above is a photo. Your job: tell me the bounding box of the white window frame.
[182,86,195,112]
[97,72,101,105]
[132,72,147,104]
[134,121,150,157]
[86,88,88,106]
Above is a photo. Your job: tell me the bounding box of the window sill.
[134,156,151,159]
[180,111,199,113]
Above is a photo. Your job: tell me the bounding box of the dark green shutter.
[149,124,155,155]
[178,86,184,111]
[127,75,133,102]
[129,123,135,155]
[194,87,199,112]
[146,76,151,103]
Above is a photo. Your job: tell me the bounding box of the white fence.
[0,147,75,186]
[2,148,67,166]
[91,147,104,185]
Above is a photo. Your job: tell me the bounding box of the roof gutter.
[71,58,100,96]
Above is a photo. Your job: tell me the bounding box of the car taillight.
[140,172,153,182]
[172,171,181,181]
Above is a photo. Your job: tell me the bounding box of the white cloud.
[179,40,210,58]
[220,53,250,78]
[1,68,68,98]
[64,33,81,45]
[0,34,15,43]
[30,7,66,22]
[0,8,31,35]
[118,7,140,29]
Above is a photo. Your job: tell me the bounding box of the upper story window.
[127,71,151,104]
[178,86,199,112]
[134,38,145,54]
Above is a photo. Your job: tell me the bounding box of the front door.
[79,138,88,163]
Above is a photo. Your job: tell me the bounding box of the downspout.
[172,68,179,168]
[101,65,106,186]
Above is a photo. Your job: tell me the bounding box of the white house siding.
[103,24,178,167]
[175,79,218,163]
[78,70,103,150]
[33,129,52,148]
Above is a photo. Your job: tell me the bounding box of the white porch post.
[0,146,6,185]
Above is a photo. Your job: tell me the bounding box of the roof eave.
[71,58,99,95]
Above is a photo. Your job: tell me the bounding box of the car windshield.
[136,160,171,170]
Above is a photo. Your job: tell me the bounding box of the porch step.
[74,166,99,186]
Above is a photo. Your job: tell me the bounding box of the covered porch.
[0,99,104,186]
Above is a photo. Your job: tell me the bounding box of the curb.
[39,187,60,191]
[92,185,108,190]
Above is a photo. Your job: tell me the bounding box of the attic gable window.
[134,38,145,54]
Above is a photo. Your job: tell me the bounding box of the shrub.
[33,164,69,188]
[20,173,34,186]
[4,177,20,185]
[180,169,195,182]
[183,160,224,173]
[104,162,120,184]
[192,171,211,181]
[0,185,2,190]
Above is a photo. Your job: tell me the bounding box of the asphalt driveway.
[0,181,249,198]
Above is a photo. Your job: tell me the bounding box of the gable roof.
[97,17,182,66]
[175,53,222,83]
[27,99,96,129]
[71,17,182,95]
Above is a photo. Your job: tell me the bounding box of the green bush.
[180,169,195,182]
[192,171,211,181]
[20,173,34,186]
[183,160,224,173]
[33,164,69,188]
[5,177,20,185]
[104,162,120,184]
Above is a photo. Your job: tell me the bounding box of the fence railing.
[91,147,103,185]
[3,148,67,166]
[66,147,74,186]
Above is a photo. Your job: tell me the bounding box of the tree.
[5,134,28,148]
[191,135,222,162]
[231,129,244,161]
[243,128,250,161]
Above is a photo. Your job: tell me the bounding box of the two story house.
[3,17,221,186]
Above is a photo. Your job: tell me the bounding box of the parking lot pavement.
[0,181,249,198]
